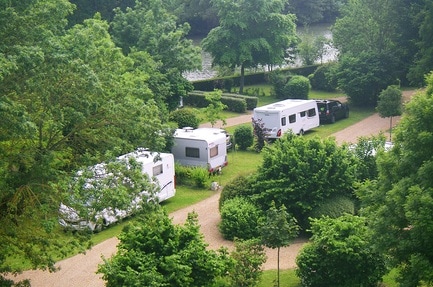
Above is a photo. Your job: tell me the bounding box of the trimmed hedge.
[191,65,320,91]
[184,91,258,112]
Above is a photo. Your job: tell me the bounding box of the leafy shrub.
[219,175,254,209]
[190,166,209,188]
[284,75,310,99]
[234,126,253,151]
[269,71,289,99]
[169,108,200,129]
[174,163,191,185]
[304,195,356,229]
[219,197,264,240]
[309,63,338,92]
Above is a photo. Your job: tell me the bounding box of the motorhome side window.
[281,117,287,126]
[289,114,296,123]
[153,164,163,176]
[308,108,317,117]
[300,111,306,117]
[185,147,200,158]
[210,145,219,158]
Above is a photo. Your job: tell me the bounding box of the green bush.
[234,126,253,151]
[219,197,264,240]
[219,175,254,209]
[169,108,200,129]
[284,75,310,99]
[269,71,289,99]
[190,166,209,188]
[174,163,191,185]
[305,195,356,229]
[309,63,338,92]
[221,96,247,113]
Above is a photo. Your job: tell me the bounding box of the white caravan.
[253,99,320,139]
[59,149,176,231]
[171,127,228,173]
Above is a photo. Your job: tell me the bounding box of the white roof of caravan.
[254,99,316,112]
[117,149,171,165]
[173,127,226,142]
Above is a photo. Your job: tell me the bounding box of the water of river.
[184,23,338,81]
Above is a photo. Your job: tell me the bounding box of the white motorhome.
[171,127,228,173]
[253,99,320,139]
[59,149,176,231]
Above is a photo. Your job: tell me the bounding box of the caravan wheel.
[299,129,304,136]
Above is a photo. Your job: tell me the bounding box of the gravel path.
[9,91,416,286]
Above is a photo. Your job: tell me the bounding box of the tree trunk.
[389,116,393,142]
[239,64,245,94]
[277,246,280,287]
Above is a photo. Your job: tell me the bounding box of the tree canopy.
[98,208,228,287]
[0,0,179,282]
[358,72,433,286]
[201,0,297,93]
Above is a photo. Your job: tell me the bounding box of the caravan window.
[153,164,163,176]
[281,117,286,126]
[300,111,306,117]
[308,108,317,117]
[210,145,219,158]
[289,114,296,123]
[186,147,200,158]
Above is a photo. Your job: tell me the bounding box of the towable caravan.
[253,99,320,139]
[59,150,176,231]
[172,127,228,173]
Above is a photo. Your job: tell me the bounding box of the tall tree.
[332,0,412,106]
[358,72,433,286]
[0,2,170,282]
[376,85,403,141]
[201,0,297,93]
[110,0,201,110]
[260,201,299,287]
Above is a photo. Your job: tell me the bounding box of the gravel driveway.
[9,91,416,286]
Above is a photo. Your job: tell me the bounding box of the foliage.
[190,166,210,189]
[307,195,355,224]
[57,154,160,230]
[169,108,200,129]
[377,85,403,141]
[407,0,433,86]
[336,51,399,107]
[201,0,297,93]
[226,238,267,287]
[98,207,229,287]
[260,201,299,287]
[252,133,357,229]
[284,75,311,100]
[219,175,255,209]
[269,71,290,99]
[296,214,386,287]
[252,118,268,152]
[349,134,389,181]
[110,0,200,110]
[0,1,174,280]
[219,197,264,240]
[332,0,412,106]
[308,63,337,92]
[203,90,227,127]
[234,126,253,151]
[358,73,433,287]
[297,29,330,66]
